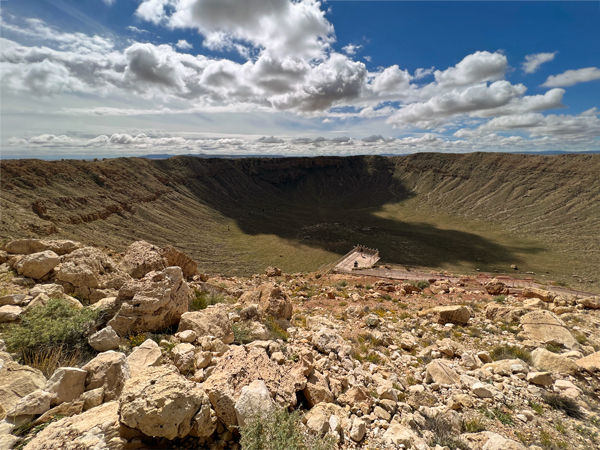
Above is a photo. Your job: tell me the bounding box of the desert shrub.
[493,295,506,304]
[489,345,532,365]
[545,343,563,353]
[424,416,469,450]
[232,323,256,345]
[4,297,98,362]
[128,332,146,347]
[542,393,585,419]
[462,418,486,433]
[189,289,226,311]
[539,430,569,450]
[528,399,544,415]
[574,333,588,345]
[239,408,335,450]
[334,280,348,288]
[480,407,514,425]
[264,316,289,342]
[22,345,81,378]
[412,280,430,289]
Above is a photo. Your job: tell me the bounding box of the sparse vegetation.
[542,393,585,419]
[232,323,256,345]
[264,316,289,341]
[189,289,227,311]
[128,332,146,347]
[3,297,98,374]
[462,418,486,433]
[239,408,336,450]
[412,280,430,290]
[490,344,532,365]
[493,295,506,304]
[425,416,469,450]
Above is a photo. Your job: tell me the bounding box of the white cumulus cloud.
[542,67,600,87]
[175,39,193,50]
[522,52,556,74]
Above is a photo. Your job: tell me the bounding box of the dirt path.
[337,266,598,299]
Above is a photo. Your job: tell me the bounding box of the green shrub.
[412,280,430,289]
[462,418,486,433]
[489,345,532,365]
[334,280,348,288]
[545,344,563,353]
[189,290,226,311]
[528,399,544,415]
[232,323,256,345]
[543,393,585,419]
[128,332,146,348]
[493,295,506,304]
[264,317,289,342]
[425,416,469,450]
[4,297,98,355]
[239,408,335,450]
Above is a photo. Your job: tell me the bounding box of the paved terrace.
[334,246,380,272]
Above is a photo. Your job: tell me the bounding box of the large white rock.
[82,351,130,402]
[6,389,53,417]
[22,401,133,450]
[88,326,120,352]
[0,359,46,417]
[15,251,60,280]
[5,239,81,256]
[177,307,234,344]
[45,367,87,406]
[234,380,275,428]
[238,283,293,320]
[127,339,163,377]
[119,366,216,440]
[382,424,414,447]
[425,360,460,385]
[108,266,191,336]
[519,310,578,349]
[55,247,130,301]
[0,305,22,323]
[117,241,166,279]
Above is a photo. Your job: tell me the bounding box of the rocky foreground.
[1,239,599,450]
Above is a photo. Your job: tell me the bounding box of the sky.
[1,0,599,159]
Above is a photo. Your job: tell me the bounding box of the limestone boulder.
[576,351,600,372]
[531,348,578,375]
[22,401,138,450]
[0,293,27,307]
[349,417,366,442]
[0,305,22,323]
[522,287,556,303]
[312,328,346,354]
[118,241,166,279]
[234,380,275,428]
[6,389,53,417]
[172,343,196,373]
[485,278,509,295]
[434,305,471,325]
[45,367,87,406]
[337,386,374,409]
[161,245,198,279]
[127,339,163,377]
[398,283,421,295]
[239,283,292,320]
[15,251,60,280]
[108,266,191,336]
[88,326,120,352]
[425,360,460,385]
[177,307,233,344]
[485,303,533,323]
[81,351,130,401]
[203,346,307,429]
[0,360,46,418]
[429,280,451,294]
[265,266,282,277]
[519,310,578,349]
[303,370,333,408]
[526,371,553,386]
[577,297,600,309]
[55,247,130,301]
[120,366,215,440]
[382,424,415,447]
[5,239,81,256]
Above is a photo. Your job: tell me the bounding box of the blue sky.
[1,0,599,158]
